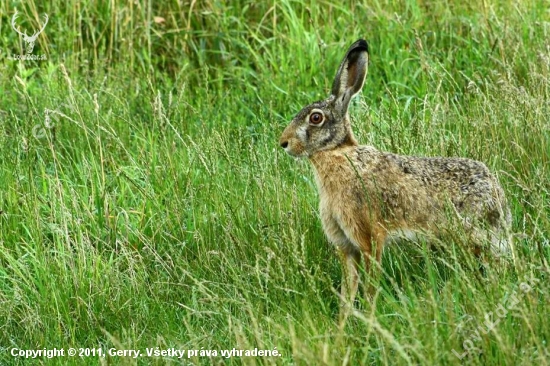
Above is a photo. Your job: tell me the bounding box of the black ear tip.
[351,39,369,53]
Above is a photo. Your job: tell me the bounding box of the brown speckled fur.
[279,39,511,315]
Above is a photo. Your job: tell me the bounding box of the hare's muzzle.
[279,127,292,152]
[279,123,306,157]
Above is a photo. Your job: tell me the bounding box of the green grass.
[0,0,549,365]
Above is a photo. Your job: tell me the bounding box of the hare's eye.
[309,112,324,125]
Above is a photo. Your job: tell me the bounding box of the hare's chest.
[316,179,360,249]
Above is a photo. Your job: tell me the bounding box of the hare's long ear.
[330,39,369,115]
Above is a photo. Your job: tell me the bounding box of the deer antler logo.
[11,10,49,54]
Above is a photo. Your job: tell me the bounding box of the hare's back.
[383,153,508,223]
[385,154,494,189]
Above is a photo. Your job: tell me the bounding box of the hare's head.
[279,39,369,157]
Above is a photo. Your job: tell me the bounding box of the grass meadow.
[1,0,549,365]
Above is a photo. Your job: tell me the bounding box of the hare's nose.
[280,141,288,149]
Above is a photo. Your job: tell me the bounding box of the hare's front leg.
[361,227,387,299]
[336,227,386,325]
[338,247,361,326]
[318,208,362,322]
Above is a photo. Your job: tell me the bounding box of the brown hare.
[279,39,511,315]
